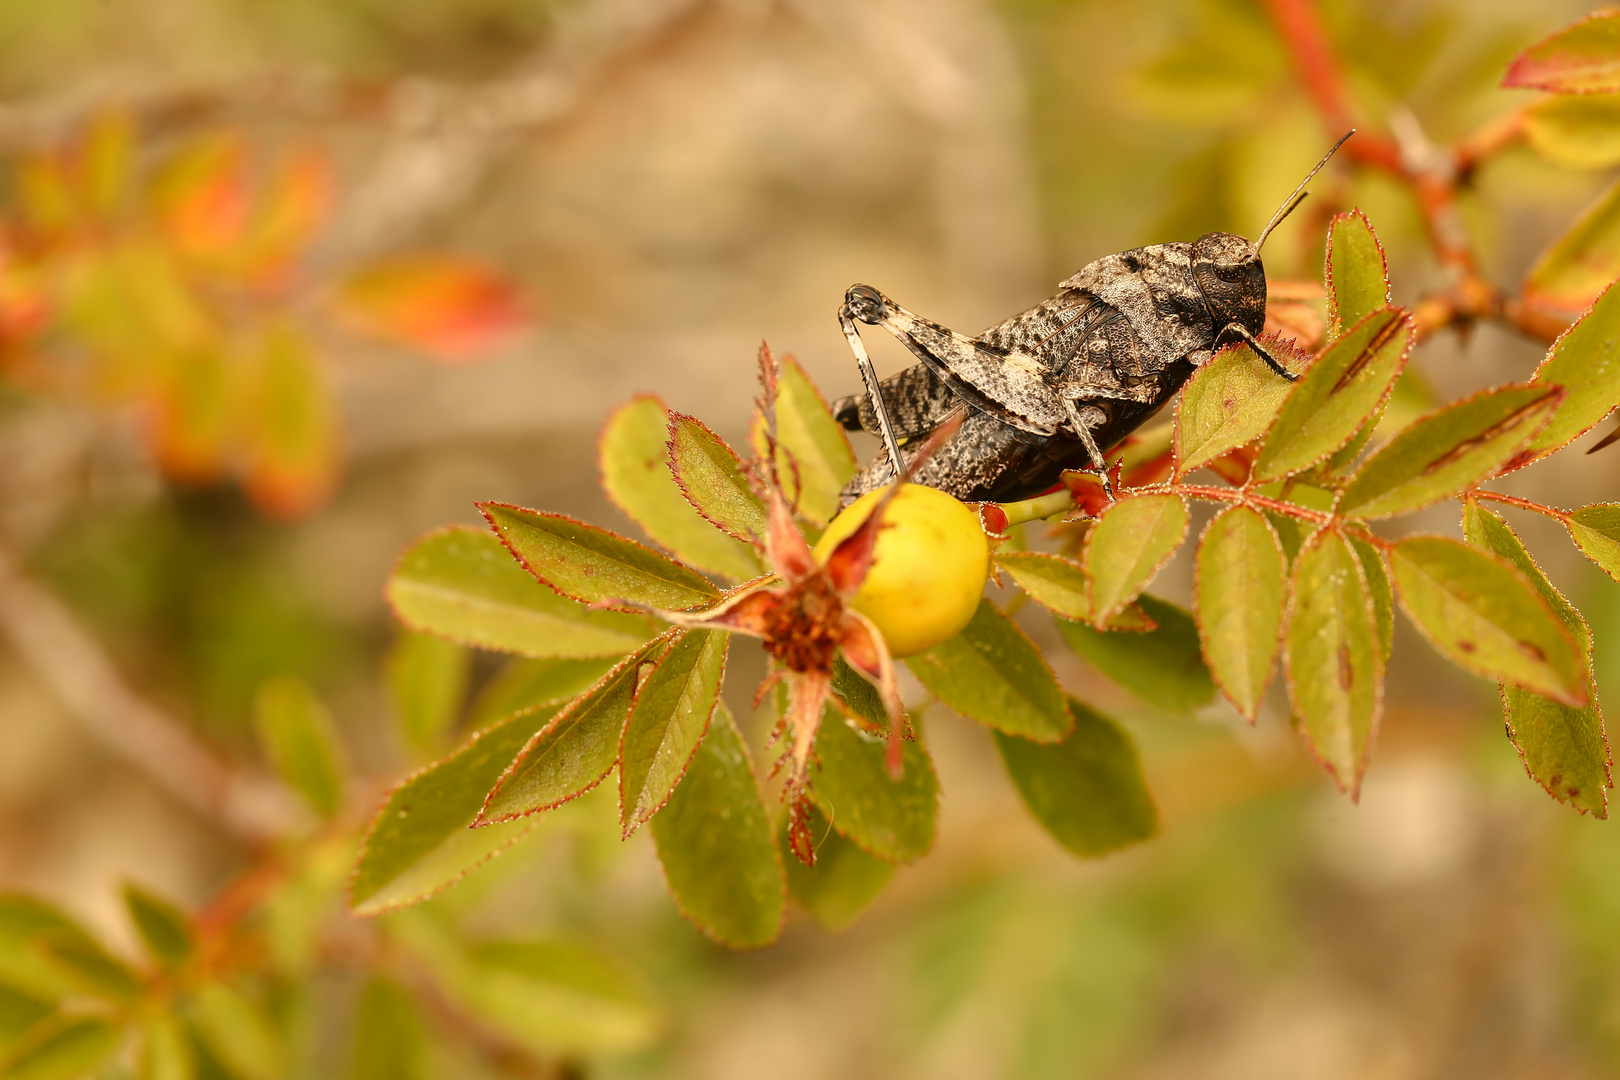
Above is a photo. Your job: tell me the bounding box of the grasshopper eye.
[1214,264,1244,283]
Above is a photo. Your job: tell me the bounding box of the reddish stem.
[1467,489,1570,521]
[1167,483,1334,525]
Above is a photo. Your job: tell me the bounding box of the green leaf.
[0,897,99,1000]
[1503,11,1620,92]
[0,986,52,1049]
[139,1014,192,1080]
[650,704,784,948]
[907,599,1072,743]
[1325,209,1390,339]
[1351,536,1394,664]
[668,415,767,543]
[1337,384,1563,519]
[1055,595,1215,714]
[1526,280,1620,450]
[461,940,662,1058]
[387,526,654,658]
[780,803,895,932]
[253,676,346,819]
[348,978,425,1080]
[122,884,193,970]
[1173,342,1295,478]
[811,708,938,863]
[467,656,620,729]
[1083,493,1189,624]
[136,1016,190,1080]
[0,1015,119,1080]
[1390,536,1585,705]
[385,631,469,754]
[993,552,1154,628]
[1525,184,1620,318]
[1286,529,1382,797]
[993,699,1157,857]
[481,503,721,612]
[1464,502,1610,817]
[600,396,760,580]
[1194,506,1286,721]
[350,704,563,916]
[477,645,656,825]
[1525,94,1620,169]
[1253,307,1412,483]
[1566,503,1620,584]
[618,629,728,835]
[829,655,896,731]
[189,983,282,1080]
[36,935,141,1006]
[239,322,338,518]
[753,355,858,527]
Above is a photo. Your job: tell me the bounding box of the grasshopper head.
[1191,231,1266,339]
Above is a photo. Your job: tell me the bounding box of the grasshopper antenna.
[1256,130,1355,253]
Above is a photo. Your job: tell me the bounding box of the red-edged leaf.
[617,629,728,835]
[1504,12,1620,93]
[336,256,530,361]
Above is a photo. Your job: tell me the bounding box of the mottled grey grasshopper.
[832,133,1353,508]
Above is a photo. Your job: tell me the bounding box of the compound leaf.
[1504,11,1620,93]
[993,699,1157,857]
[385,631,470,754]
[780,803,895,931]
[1527,281,1620,454]
[121,884,192,971]
[388,527,653,658]
[650,704,784,949]
[1055,595,1214,714]
[668,415,766,544]
[481,504,721,612]
[1174,342,1295,478]
[600,396,760,580]
[618,630,727,835]
[1525,94,1620,169]
[1253,307,1412,483]
[459,940,662,1058]
[1465,502,1610,817]
[1194,506,1287,721]
[907,599,1072,743]
[350,706,559,916]
[253,676,347,820]
[994,552,1154,628]
[0,1015,119,1080]
[1285,529,1382,798]
[752,355,858,527]
[811,708,938,863]
[1390,536,1585,705]
[1083,492,1188,624]
[1566,503,1620,584]
[1338,383,1562,519]
[478,645,656,824]
[1325,209,1390,339]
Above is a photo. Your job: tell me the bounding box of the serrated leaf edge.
[616,630,729,837]
[1192,505,1287,724]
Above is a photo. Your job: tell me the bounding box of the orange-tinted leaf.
[76,109,135,218]
[241,323,339,518]
[152,347,232,483]
[336,256,529,361]
[1504,12,1620,93]
[149,134,250,260]
[241,147,333,284]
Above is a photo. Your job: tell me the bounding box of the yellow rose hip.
[812,484,990,658]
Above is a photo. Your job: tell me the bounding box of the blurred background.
[3,0,1620,1077]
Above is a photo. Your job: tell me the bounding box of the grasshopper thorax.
[1191,231,1266,342]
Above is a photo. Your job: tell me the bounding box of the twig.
[1466,489,1569,522]
[0,542,300,844]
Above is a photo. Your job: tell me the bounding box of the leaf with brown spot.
[1284,529,1382,798]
